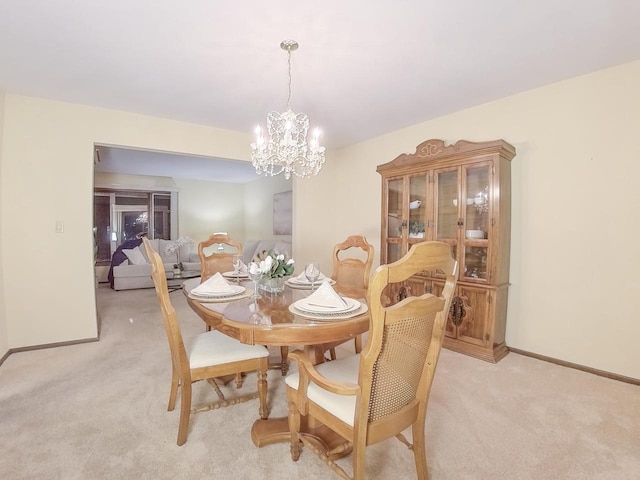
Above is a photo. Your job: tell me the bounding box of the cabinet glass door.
[435,169,458,240]
[385,177,404,264]
[408,175,427,241]
[463,164,491,280]
[386,178,403,239]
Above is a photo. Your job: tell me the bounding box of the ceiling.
[2,1,640,182]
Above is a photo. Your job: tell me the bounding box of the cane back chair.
[285,241,457,479]
[326,235,374,359]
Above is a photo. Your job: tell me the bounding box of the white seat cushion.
[187,330,269,369]
[285,354,360,426]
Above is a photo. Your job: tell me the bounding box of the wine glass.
[248,261,263,299]
[232,254,243,284]
[305,262,320,290]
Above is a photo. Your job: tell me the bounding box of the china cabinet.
[377,139,516,362]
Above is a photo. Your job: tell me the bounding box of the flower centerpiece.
[164,236,194,272]
[254,249,295,293]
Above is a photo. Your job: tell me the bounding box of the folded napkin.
[293,270,328,283]
[237,262,248,274]
[303,280,348,308]
[192,272,236,295]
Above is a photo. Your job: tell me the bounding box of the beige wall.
[244,175,292,246]
[0,90,7,357]
[175,178,245,242]
[293,60,640,379]
[2,60,639,379]
[1,95,252,348]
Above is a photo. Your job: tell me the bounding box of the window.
[94,189,176,264]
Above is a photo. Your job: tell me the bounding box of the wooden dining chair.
[326,235,374,360]
[198,233,243,282]
[142,237,269,446]
[285,241,457,479]
[198,233,243,334]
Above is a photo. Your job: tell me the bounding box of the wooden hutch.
[377,139,516,362]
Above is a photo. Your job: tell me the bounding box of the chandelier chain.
[286,49,292,110]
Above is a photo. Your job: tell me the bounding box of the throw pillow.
[123,246,148,265]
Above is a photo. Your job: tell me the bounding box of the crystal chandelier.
[251,40,326,179]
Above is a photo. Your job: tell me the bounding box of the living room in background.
[93,189,177,266]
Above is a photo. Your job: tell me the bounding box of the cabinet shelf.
[377,139,515,363]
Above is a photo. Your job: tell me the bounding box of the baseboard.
[0,349,10,367]
[0,337,99,367]
[508,347,639,386]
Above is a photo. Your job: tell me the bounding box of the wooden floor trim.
[509,348,639,386]
[0,337,99,367]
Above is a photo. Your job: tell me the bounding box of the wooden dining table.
[183,277,370,449]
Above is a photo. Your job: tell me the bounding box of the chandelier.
[251,40,326,179]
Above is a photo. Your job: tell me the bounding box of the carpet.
[0,284,638,479]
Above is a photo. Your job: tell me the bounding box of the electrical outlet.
[55,220,64,233]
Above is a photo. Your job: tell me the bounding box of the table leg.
[250,344,350,459]
[251,416,351,459]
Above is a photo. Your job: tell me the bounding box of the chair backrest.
[198,234,243,281]
[330,235,374,298]
[142,237,191,380]
[358,241,457,443]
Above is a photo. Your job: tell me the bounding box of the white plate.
[288,302,368,321]
[188,291,249,303]
[222,271,249,279]
[287,277,335,285]
[285,279,336,290]
[189,285,245,298]
[294,297,360,314]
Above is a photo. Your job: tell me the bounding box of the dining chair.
[285,241,457,479]
[142,237,269,446]
[326,235,374,360]
[198,233,243,282]
[199,233,243,335]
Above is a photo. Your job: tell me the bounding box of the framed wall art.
[273,190,292,235]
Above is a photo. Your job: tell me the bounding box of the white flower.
[249,262,262,275]
[254,249,295,278]
[260,256,274,273]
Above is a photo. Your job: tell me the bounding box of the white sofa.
[111,238,292,291]
[111,239,200,291]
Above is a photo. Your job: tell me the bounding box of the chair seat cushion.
[285,354,360,426]
[187,331,269,369]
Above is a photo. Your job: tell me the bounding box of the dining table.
[182,275,370,450]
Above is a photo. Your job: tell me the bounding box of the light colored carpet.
[1,284,638,479]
